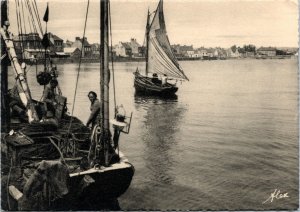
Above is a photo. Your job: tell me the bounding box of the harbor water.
[8,58,299,210]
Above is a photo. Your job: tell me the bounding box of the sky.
[7,0,299,48]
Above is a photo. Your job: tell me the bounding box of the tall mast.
[43,3,49,68]
[100,0,110,166]
[145,9,150,76]
[1,0,10,132]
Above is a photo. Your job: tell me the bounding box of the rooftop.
[48,32,63,41]
[257,47,276,51]
[121,42,131,49]
[64,47,80,53]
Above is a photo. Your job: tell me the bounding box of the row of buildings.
[114,42,298,59]
[13,33,142,60]
[12,33,297,60]
[13,33,100,59]
[171,45,298,59]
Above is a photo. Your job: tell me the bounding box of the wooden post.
[145,9,150,76]
[100,0,110,166]
[1,0,10,132]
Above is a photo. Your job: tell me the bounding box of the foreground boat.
[1,0,134,210]
[134,0,188,97]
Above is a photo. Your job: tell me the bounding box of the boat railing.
[110,112,133,134]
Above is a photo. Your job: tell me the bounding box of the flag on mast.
[43,3,49,22]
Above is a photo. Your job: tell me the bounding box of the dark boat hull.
[134,72,178,96]
[63,163,134,210]
[2,154,134,210]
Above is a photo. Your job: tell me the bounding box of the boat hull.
[2,159,134,210]
[134,72,178,96]
[63,163,134,210]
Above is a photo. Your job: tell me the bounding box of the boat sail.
[1,0,134,210]
[134,0,188,96]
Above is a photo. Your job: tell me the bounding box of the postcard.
[1,0,298,210]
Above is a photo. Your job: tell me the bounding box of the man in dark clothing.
[151,73,161,85]
[86,91,101,128]
[42,79,58,118]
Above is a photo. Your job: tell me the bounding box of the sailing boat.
[1,0,134,210]
[134,0,188,96]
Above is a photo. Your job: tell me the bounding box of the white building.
[114,42,132,57]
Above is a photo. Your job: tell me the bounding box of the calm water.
[8,59,299,210]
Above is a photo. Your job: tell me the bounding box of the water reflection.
[134,94,185,187]
[134,92,178,102]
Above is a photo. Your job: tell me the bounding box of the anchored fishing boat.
[1,0,134,210]
[134,0,188,97]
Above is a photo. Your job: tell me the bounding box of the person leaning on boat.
[86,91,101,128]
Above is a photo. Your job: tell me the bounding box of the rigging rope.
[137,10,155,74]
[136,27,147,72]
[15,0,46,77]
[20,0,27,35]
[15,0,24,59]
[19,1,26,59]
[36,0,46,57]
[26,0,39,37]
[15,0,20,37]
[108,0,117,115]
[33,0,43,35]
[24,0,46,79]
[26,9,33,33]
[16,0,41,60]
[67,0,90,134]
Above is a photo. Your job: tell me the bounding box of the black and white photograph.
[0,0,299,210]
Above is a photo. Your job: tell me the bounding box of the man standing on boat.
[42,79,58,117]
[161,74,168,86]
[86,91,101,128]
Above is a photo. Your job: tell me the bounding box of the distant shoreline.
[19,55,295,65]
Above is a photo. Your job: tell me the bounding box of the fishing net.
[18,160,69,211]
